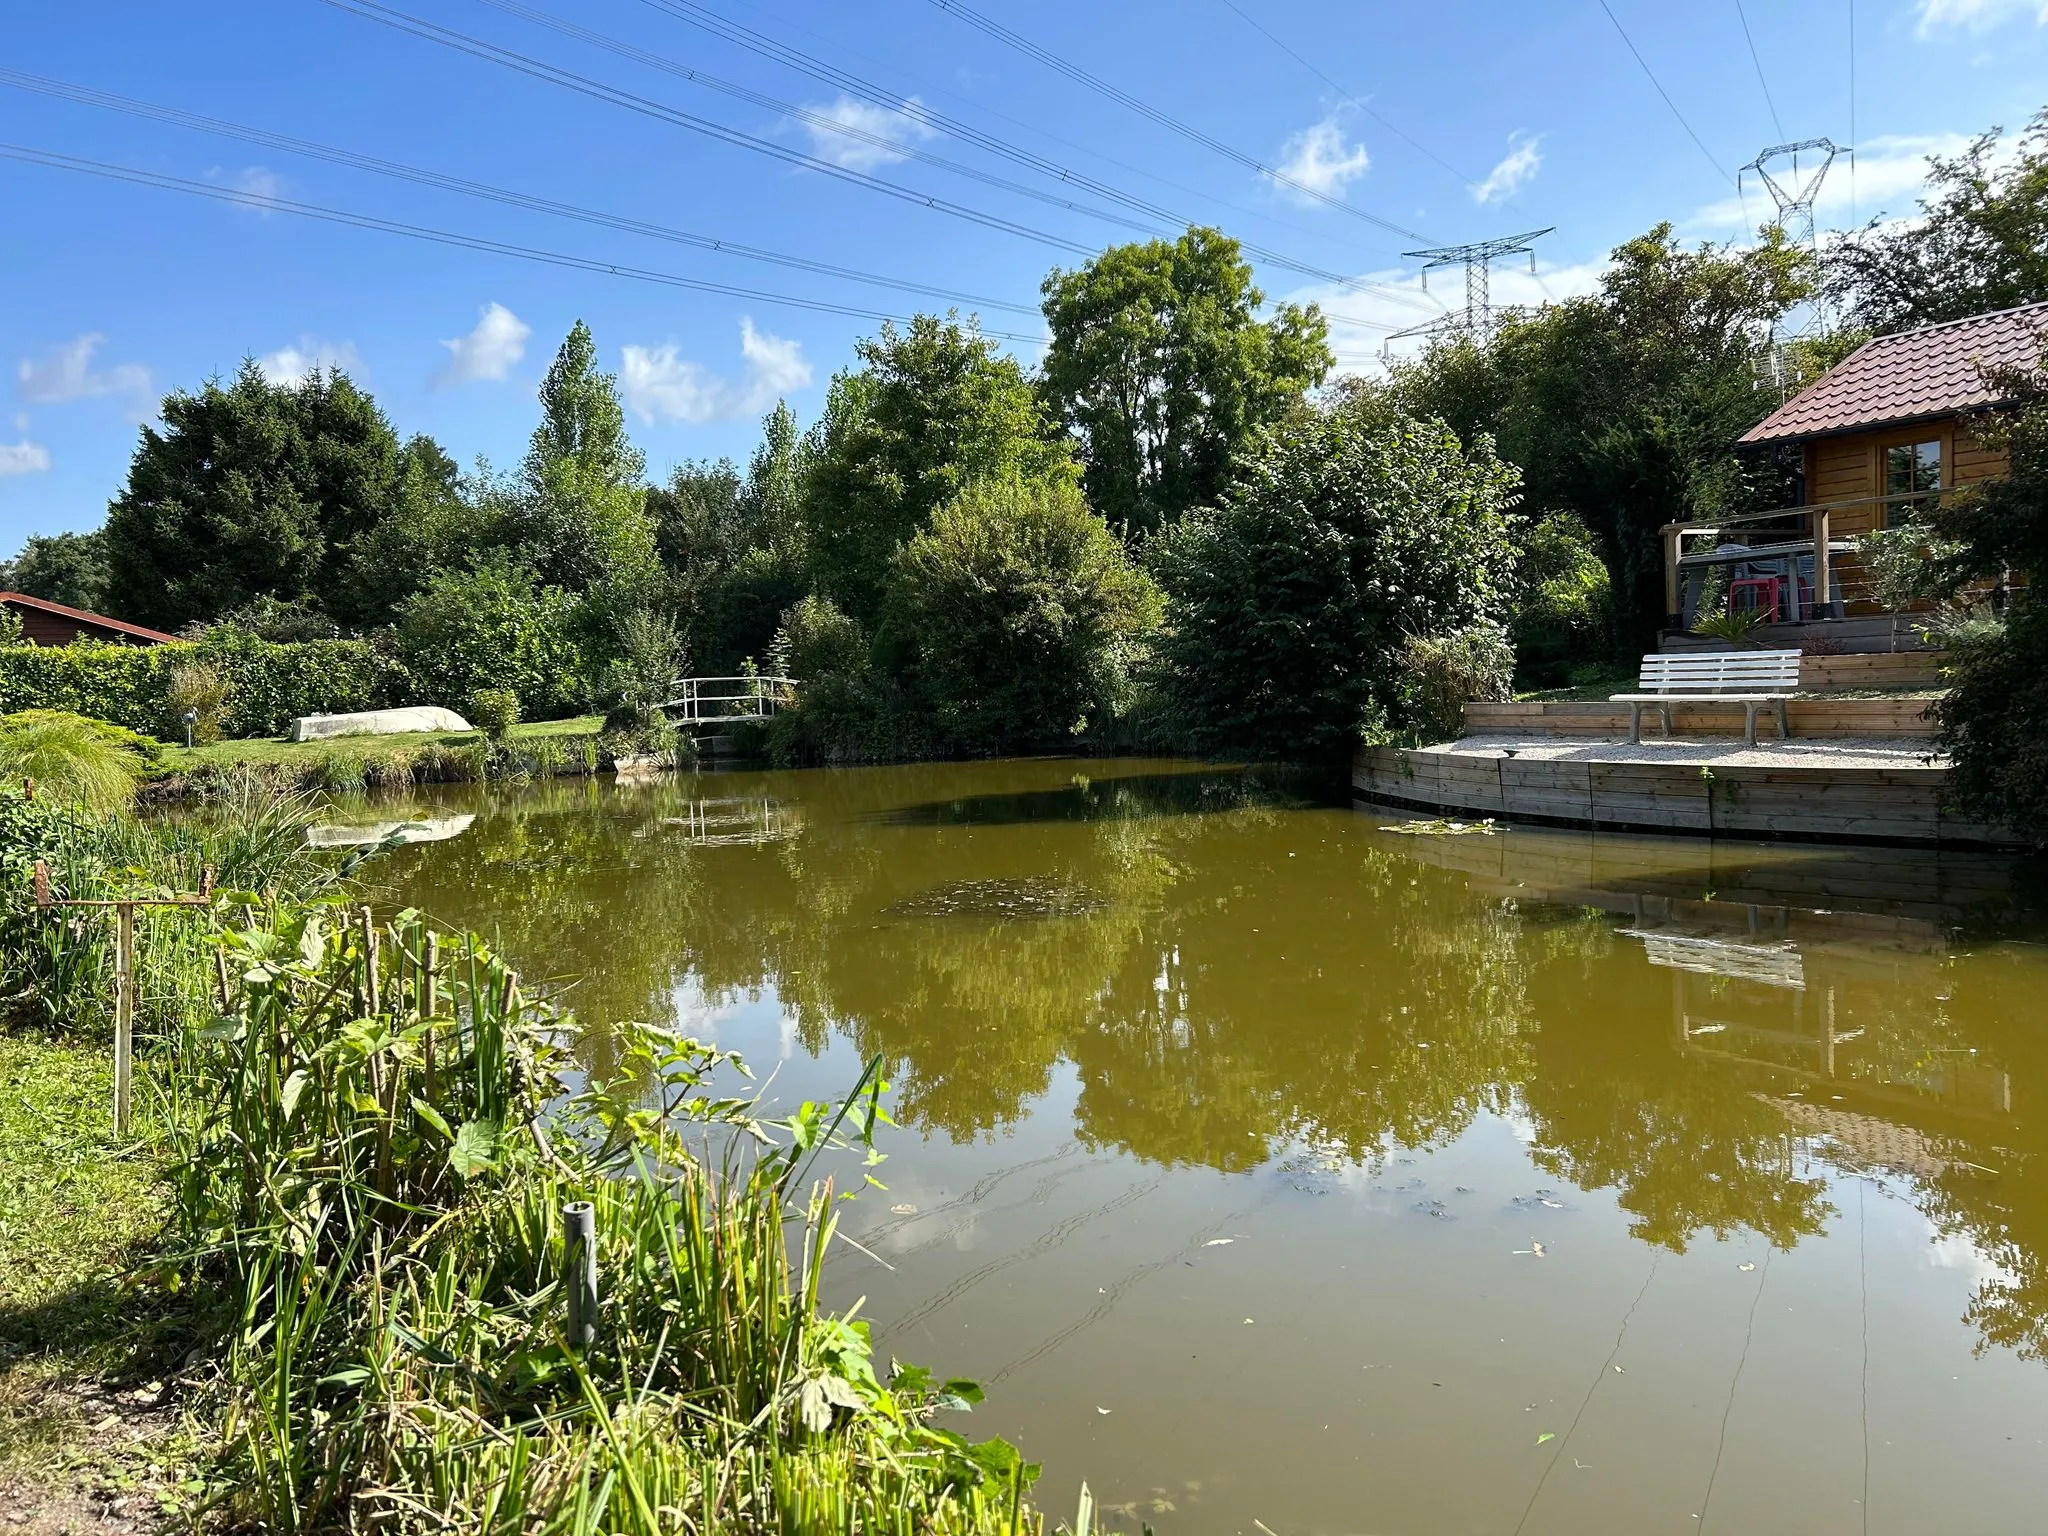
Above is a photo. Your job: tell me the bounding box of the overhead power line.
[0,141,1051,342]
[923,0,1435,242]
[1210,0,1484,197]
[1595,0,1736,187]
[1731,0,1786,141]
[471,0,1170,242]
[634,0,1376,262]
[316,0,1100,256]
[0,68,1042,317]
[324,0,1438,311]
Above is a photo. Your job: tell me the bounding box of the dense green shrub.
[769,594,867,682]
[466,686,522,741]
[396,555,585,718]
[0,634,405,738]
[886,476,1161,754]
[1932,353,2048,841]
[1510,511,1613,686]
[1398,625,1515,742]
[165,660,231,744]
[1149,408,1521,758]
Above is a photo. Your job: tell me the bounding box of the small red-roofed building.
[0,591,179,648]
[1662,299,2046,648]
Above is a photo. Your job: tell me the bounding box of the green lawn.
[159,714,605,771]
[0,1033,195,1508]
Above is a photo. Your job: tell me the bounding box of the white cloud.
[1286,256,1607,375]
[797,95,937,172]
[0,441,52,478]
[257,337,363,386]
[206,164,286,215]
[17,333,151,404]
[1473,132,1542,206]
[620,319,813,426]
[1915,0,2048,34]
[1270,116,1371,202]
[434,302,531,388]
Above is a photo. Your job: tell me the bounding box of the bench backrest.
[1638,649,1801,695]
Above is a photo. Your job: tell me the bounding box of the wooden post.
[1662,526,1684,629]
[112,902,135,1139]
[1812,507,1833,619]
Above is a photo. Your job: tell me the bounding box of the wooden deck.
[1354,737,2012,847]
[1465,694,1937,739]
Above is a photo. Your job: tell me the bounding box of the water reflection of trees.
[382,767,2048,1359]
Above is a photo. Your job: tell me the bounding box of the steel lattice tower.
[1399,228,1554,340]
[1740,138,1842,250]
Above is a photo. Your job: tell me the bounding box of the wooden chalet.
[0,591,177,647]
[1661,299,2047,648]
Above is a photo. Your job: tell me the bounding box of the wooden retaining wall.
[1354,747,2011,847]
[1463,694,1937,738]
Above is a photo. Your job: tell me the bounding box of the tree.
[1040,227,1332,539]
[1149,405,1521,758]
[645,401,813,672]
[396,553,585,718]
[887,476,1160,754]
[0,531,110,613]
[512,322,659,601]
[1509,512,1613,687]
[1827,109,2048,335]
[1379,223,1811,645]
[1931,347,2048,842]
[329,436,488,628]
[104,361,429,630]
[804,315,1073,622]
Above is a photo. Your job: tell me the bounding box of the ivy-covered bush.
[1149,408,1521,758]
[0,634,410,739]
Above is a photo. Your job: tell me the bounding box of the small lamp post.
[182,708,197,749]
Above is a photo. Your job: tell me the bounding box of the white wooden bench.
[1611,650,1801,746]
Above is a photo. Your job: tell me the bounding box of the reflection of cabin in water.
[1663,300,2047,646]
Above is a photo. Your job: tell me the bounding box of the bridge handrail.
[660,675,801,722]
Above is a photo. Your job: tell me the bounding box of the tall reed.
[166,899,1060,1534]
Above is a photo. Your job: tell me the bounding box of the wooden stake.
[112,902,135,1139]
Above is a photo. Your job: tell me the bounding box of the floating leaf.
[1738,1261,1756,1272]
[1205,1238,1234,1247]
[1536,1432,1556,1445]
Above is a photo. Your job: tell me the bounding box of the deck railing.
[1659,489,1948,627]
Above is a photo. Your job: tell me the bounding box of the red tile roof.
[0,591,180,645]
[1740,300,2048,445]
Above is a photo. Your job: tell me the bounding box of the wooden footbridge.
[660,675,799,725]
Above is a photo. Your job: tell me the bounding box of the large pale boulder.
[289,707,473,743]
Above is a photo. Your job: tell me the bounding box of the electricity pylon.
[1739,138,1841,251]
[1382,228,1553,357]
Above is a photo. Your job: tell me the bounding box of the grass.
[159,714,606,770]
[0,1033,197,1515]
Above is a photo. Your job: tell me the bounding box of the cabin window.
[1884,439,1942,497]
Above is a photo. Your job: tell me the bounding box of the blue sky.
[4,0,2047,553]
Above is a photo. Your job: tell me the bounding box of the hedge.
[0,635,413,739]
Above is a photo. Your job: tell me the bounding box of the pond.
[373,757,2048,1535]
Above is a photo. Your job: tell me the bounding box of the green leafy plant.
[467,685,522,742]
[1398,624,1516,742]
[0,710,160,811]
[887,474,1160,754]
[606,607,687,729]
[165,660,231,744]
[1693,603,1768,645]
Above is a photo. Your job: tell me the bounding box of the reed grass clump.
[162,901,1065,1534]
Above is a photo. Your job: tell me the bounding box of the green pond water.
[366,757,2048,1535]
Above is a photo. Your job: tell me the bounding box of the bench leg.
[1627,702,1642,745]
[1744,703,1759,747]
[1659,703,1673,740]
[1776,702,1789,740]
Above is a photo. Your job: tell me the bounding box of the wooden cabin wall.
[1799,420,2011,615]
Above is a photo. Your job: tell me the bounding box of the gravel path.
[1442,734,1947,770]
